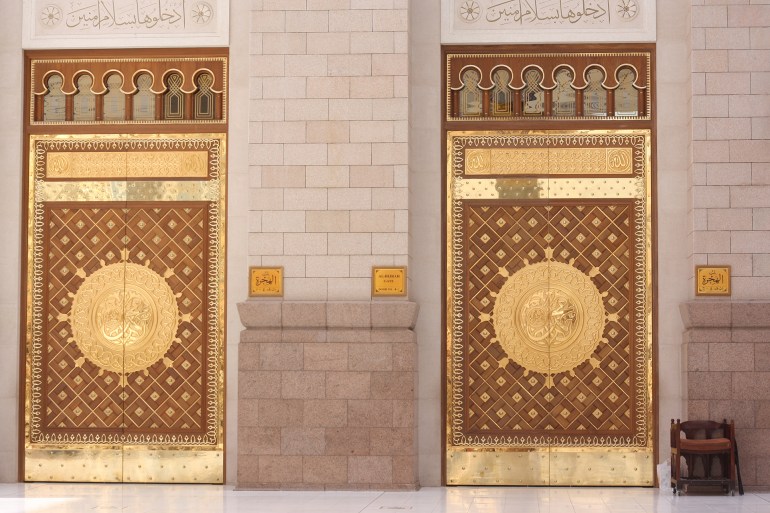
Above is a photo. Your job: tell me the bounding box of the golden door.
[23,134,226,482]
[445,130,654,486]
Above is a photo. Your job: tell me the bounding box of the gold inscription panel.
[446,130,653,486]
[46,151,209,179]
[465,148,633,175]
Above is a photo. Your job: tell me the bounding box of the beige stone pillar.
[236,301,418,490]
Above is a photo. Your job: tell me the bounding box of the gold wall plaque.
[249,267,283,297]
[696,266,731,296]
[372,267,407,296]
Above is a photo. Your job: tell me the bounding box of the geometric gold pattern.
[446,130,653,486]
[24,133,226,483]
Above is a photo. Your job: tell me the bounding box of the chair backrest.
[678,419,731,440]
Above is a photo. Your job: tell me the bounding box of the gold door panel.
[24,134,225,482]
[445,130,653,486]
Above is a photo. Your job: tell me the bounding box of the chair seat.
[680,437,731,453]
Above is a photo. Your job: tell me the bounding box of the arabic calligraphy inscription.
[450,0,648,37]
[35,0,217,35]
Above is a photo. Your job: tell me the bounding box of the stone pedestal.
[236,301,419,490]
[681,301,770,490]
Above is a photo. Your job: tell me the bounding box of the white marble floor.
[0,484,767,513]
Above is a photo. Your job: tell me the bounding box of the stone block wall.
[691,2,770,298]
[247,1,409,301]
[236,301,418,489]
[681,301,770,489]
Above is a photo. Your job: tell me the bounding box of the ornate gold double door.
[23,133,226,482]
[445,129,654,486]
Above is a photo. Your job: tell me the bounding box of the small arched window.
[615,67,639,117]
[459,68,482,117]
[491,69,512,116]
[583,68,607,117]
[43,74,66,122]
[522,68,544,116]
[133,73,156,120]
[552,68,576,117]
[103,73,126,121]
[73,74,95,121]
[163,73,185,120]
[194,72,215,120]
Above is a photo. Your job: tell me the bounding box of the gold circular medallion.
[70,263,179,374]
[493,260,605,375]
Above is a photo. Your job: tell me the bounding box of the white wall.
[0,0,23,483]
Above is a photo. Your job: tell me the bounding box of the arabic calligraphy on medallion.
[453,0,643,30]
[35,0,217,35]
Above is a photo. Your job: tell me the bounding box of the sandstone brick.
[349,343,392,371]
[303,456,348,484]
[686,344,709,372]
[239,427,281,455]
[283,302,327,328]
[349,456,392,484]
[327,302,371,328]
[370,428,414,455]
[348,399,393,427]
[326,371,371,399]
[306,120,350,142]
[709,400,755,428]
[237,455,260,486]
[756,401,770,428]
[306,256,350,278]
[732,302,770,327]
[687,371,732,400]
[733,372,770,399]
[282,371,326,399]
[306,33,351,56]
[693,6,728,28]
[282,329,327,343]
[306,165,350,187]
[258,455,304,484]
[304,399,348,427]
[329,10,373,32]
[756,344,770,371]
[392,343,416,371]
[239,370,282,399]
[260,343,304,370]
[286,11,329,33]
[328,188,372,210]
[281,427,326,455]
[392,454,417,486]
[238,301,281,328]
[328,233,372,255]
[304,343,348,371]
[325,428,370,456]
[688,400,710,421]
[308,210,354,234]
[709,343,754,371]
[393,400,415,427]
[257,399,304,427]
[238,344,260,370]
[324,332,370,348]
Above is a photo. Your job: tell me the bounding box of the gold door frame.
[23,133,226,482]
[444,129,654,486]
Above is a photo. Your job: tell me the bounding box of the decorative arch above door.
[443,45,656,486]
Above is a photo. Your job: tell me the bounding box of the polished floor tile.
[0,484,766,513]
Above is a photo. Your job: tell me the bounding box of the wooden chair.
[670,419,736,495]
